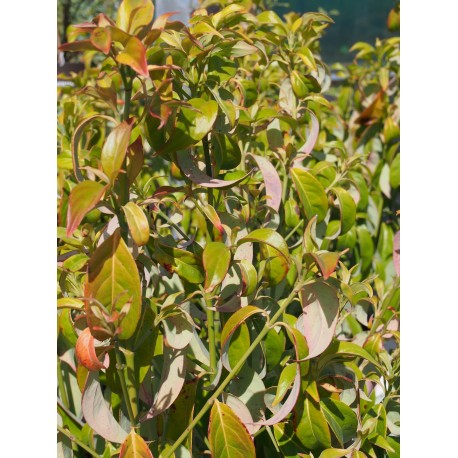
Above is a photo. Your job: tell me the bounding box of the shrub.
[57,1,400,457]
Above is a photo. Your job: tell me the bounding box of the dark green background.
[274,0,397,62]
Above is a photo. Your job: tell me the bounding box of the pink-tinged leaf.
[90,27,112,54]
[306,252,340,280]
[120,430,154,458]
[116,36,149,77]
[82,371,129,443]
[66,181,106,236]
[75,327,108,372]
[393,230,400,276]
[292,110,320,168]
[72,114,117,182]
[95,13,116,28]
[200,203,224,235]
[222,393,261,435]
[176,151,251,189]
[250,322,303,427]
[116,0,155,35]
[101,121,133,184]
[248,154,282,211]
[203,242,232,292]
[141,344,186,420]
[59,39,98,52]
[299,281,340,359]
[209,401,256,458]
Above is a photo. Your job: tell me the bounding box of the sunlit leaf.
[203,242,231,292]
[116,0,154,35]
[209,400,255,458]
[296,397,332,450]
[123,202,150,246]
[116,36,149,77]
[86,229,141,340]
[120,429,153,457]
[66,181,106,237]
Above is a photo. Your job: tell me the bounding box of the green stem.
[285,220,304,242]
[162,283,303,458]
[57,398,84,428]
[202,294,217,383]
[57,357,70,409]
[57,425,100,458]
[114,338,137,427]
[157,209,190,241]
[202,135,214,207]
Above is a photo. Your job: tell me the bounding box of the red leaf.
[75,328,108,372]
[116,36,149,77]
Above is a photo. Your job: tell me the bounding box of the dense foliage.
[57,1,400,457]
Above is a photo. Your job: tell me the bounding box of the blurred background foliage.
[58,0,397,63]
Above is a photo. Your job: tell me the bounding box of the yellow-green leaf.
[203,242,231,292]
[123,202,150,246]
[120,429,154,457]
[86,229,141,340]
[90,27,112,54]
[209,400,255,458]
[101,121,133,184]
[116,0,154,35]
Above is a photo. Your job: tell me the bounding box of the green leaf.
[274,422,306,458]
[158,99,218,155]
[260,243,289,286]
[228,323,250,371]
[101,121,133,184]
[320,398,358,446]
[66,181,106,236]
[236,260,257,296]
[209,400,255,458]
[238,228,289,260]
[390,154,400,189]
[166,379,198,451]
[153,241,204,284]
[291,168,328,223]
[119,429,153,457]
[272,364,296,407]
[116,36,149,77]
[86,229,142,340]
[305,252,340,280]
[122,202,150,246]
[319,449,349,458]
[116,0,154,35]
[221,306,266,350]
[296,397,332,450]
[203,242,232,292]
[332,187,356,235]
[63,253,89,272]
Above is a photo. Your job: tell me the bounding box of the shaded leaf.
[332,188,356,235]
[321,397,358,446]
[176,150,251,189]
[141,345,186,420]
[82,371,128,443]
[248,154,282,211]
